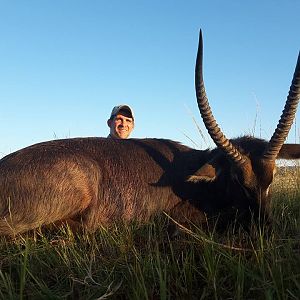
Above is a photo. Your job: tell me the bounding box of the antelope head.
[194,30,300,222]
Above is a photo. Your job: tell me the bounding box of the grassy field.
[0,166,299,299]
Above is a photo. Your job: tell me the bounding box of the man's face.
[108,114,134,139]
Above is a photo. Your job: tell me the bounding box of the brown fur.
[0,136,299,235]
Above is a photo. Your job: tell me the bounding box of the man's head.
[107,105,134,139]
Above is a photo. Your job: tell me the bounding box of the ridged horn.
[263,52,300,161]
[195,30,246,165]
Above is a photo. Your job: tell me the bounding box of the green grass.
[0,172,299,299]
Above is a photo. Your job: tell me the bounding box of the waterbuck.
[0,31,300,236]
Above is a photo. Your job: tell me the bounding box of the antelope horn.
[195,30,246,165]
[263,52,300,161]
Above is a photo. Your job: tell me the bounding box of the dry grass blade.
[164,212,254,252]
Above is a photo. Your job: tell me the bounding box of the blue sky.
[0,1,299,157]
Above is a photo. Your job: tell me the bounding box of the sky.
[0,1,300,158]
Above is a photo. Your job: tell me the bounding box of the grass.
[0,168,299,299]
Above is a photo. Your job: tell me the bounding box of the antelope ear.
[278,144,300,159]
[187,163,218,182]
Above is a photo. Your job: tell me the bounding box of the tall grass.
[0,168,299,299]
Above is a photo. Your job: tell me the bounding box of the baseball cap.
[109,105,134,120]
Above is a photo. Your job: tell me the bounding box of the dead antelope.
[0,31,299,236]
